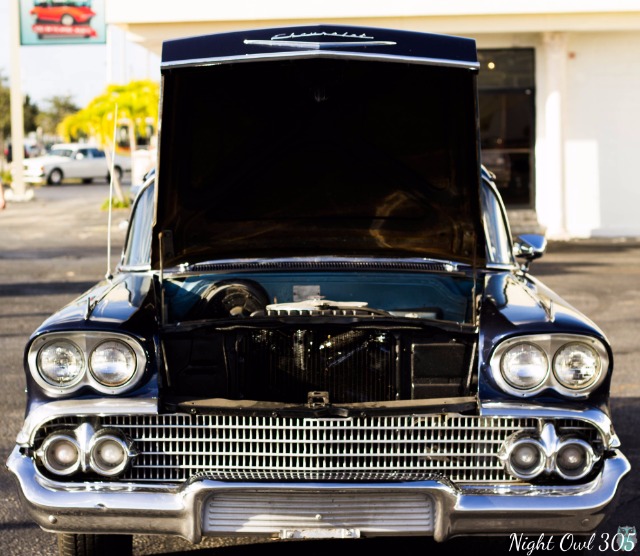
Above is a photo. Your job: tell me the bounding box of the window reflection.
[478,49,535,207]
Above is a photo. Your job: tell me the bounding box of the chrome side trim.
[7,446,630,543]
[480,403,620,449]
[16,398,158,446]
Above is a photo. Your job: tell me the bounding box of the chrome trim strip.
[243,39,398,48]
[16,398,158,446]
[180,256,468,275]
[485,262,517,271]
[115,264,152,273]
[7,446,630,543]
[480,403,620,449]
[161,50,480,71]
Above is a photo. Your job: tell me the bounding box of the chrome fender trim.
[480,402,620,449]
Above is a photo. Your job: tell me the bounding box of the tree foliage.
[1,69,42,171]
[0,71,10,140]
[58,80,159,203]
[58,80,159,146]
[36,95,80,136]
[0,69,41,138]
[23,94,39,133]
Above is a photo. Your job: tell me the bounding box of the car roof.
[51,143,100,149]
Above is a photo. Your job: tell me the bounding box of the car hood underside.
[153,26,485,270]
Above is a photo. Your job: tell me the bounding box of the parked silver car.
[23,143,130,185]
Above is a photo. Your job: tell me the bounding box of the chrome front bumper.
[7,446,630,543]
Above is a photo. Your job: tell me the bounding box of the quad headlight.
[490,334,608,397]
[89,340,137,387]
[37,340,85,387]
[29,332,147,396]
[89,433,131,476]
[499,424,600,481]
[36,427,135,478]
[500,343,548,390]
[553,342,601,389]
[37,433,81,476]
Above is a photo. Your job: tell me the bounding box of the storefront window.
[478,49,535,207]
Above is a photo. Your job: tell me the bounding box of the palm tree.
[59,80,159,202]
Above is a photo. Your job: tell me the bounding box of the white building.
[106,0,640,238]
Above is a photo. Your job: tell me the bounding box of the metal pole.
[106,23,113,86]
[9,0,28,200]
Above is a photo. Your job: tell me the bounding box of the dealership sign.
[19,0,106,45]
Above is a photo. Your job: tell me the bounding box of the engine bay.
[163,271,475,323]
[160,271,479,404]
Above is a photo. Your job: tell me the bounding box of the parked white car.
[23,143,130,185]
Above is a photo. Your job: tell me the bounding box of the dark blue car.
[7,25,630,556]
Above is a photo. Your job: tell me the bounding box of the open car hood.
[153,25,485,270]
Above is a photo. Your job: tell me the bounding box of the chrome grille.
[36,414,600,484]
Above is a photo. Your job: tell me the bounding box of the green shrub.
[101,197,131,210]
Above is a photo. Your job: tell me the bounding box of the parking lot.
[0,184,638,555]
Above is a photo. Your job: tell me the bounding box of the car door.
[66,147,93,179]
[88,148,108,178]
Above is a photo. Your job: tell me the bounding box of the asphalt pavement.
[0,184,638,555]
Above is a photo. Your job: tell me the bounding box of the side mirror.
[513,234,547,270]
[75,152,85,160]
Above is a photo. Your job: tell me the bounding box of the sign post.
[9,0,27,200]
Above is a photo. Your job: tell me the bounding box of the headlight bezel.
[489,334,609,398]
[29,332,147,396]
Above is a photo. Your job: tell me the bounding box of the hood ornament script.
[245,31,396,50]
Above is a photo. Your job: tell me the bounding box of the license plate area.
[279,528,360,539]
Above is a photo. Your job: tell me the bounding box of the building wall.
[106,1,640,238]
[466,30,640,238]
[565,31,640,236]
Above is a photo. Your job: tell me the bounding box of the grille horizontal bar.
[204,491,434,535]
[37,414,600,484]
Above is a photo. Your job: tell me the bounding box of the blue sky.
[0,0,160,109]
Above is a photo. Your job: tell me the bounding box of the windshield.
[34,1,91,6]
[49,149,73,158]
[481,180,514,265]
